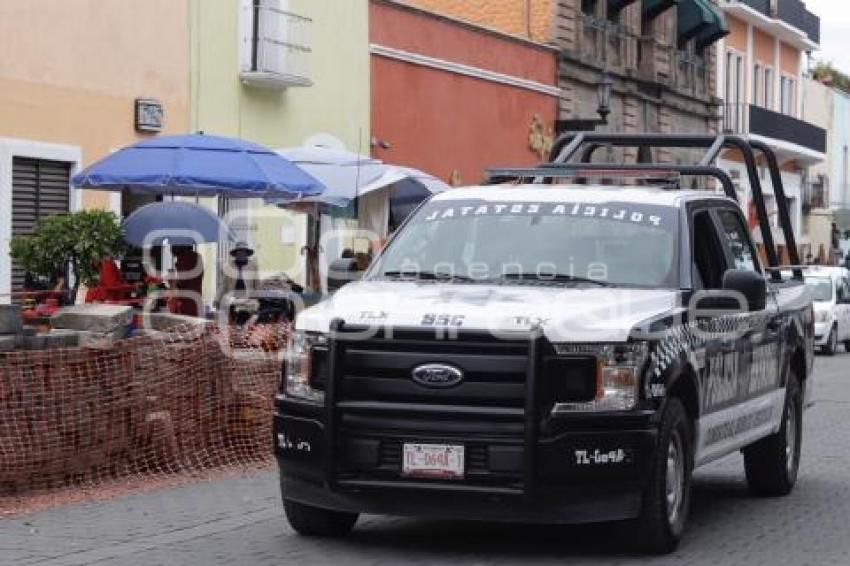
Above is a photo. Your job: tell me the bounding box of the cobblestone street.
[4,355,850,566]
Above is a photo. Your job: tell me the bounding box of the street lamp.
[596,71,613,123]
[556,71,614,133]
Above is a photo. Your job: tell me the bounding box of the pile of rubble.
[0,304,216,352]
[0,304,134,351]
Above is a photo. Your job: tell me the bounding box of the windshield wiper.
[381,270,475,282]
[499,273,613,287]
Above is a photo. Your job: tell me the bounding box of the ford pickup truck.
[273,134,814,554]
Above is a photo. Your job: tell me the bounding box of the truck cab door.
[689,208,740,416]
[713,208,783,401]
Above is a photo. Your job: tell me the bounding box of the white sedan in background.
[806,267,850,355]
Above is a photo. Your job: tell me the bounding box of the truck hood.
[297,281,681,343]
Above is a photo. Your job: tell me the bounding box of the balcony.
[240,1,313,90]
[723,0,819,47]
[722,103,826,163]
[777,0,820,45]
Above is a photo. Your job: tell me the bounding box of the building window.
[725,50,744,132]
[780,75,797,116]
[582,0,598,15]
[10,157,71,291]
[764,67,774,110]
[239,0,313,89]
[753,64,762,107]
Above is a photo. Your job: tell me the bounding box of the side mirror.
[722,269,767,312]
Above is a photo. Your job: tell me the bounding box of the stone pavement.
[3,355,850,566]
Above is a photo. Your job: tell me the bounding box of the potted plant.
[10,210,125,303]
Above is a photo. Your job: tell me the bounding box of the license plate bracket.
[402,443,465,479]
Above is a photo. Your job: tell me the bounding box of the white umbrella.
[357,166,451,197]
[268,146,389,207]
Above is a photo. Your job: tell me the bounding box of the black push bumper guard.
[276,321,658,521]
[323,320,546,501]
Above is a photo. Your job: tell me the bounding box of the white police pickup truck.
[274,134,814,554]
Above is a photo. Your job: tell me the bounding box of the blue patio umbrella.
[122,202,235,247]
[72,133,324,199]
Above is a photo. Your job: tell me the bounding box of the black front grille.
[339,335,528,408]
[328,328,532,491]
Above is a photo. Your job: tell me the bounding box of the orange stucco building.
[396,0,555,42]
[715,0,824,262]
[0,0,191,298]
[370,0,560,186]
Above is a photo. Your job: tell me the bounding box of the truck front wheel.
[743,373,802,496]
[633,398,693,554]
[284,499,358,538]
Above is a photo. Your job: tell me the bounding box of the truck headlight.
[284,331,327,403]
[551,343,648,413]
[816,310,830,324]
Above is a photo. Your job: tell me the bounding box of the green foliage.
[9,236,53,280]
[9,210,125,290]
[813,62,850,94]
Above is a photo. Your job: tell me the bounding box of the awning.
[642,0,726,48]
[608,0,640,15]
[695,1,729,50]
[677,0,715,44]
[642,0,678,20]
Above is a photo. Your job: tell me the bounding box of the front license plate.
[402,443,465,479]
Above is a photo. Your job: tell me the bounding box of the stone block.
[137,312,211,332]
[51,305,133,334]
[46,329,82,348]
[0,305,23,335]
[22,334,48,350]
[76,326,130,348]
[0,334,19,352]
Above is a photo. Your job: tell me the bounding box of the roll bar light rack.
[486,133,801,282]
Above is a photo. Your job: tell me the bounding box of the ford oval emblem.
[411,363,464,388]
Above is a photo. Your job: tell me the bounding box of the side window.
[840,278,850,303]
[691,210,729,290]
[717,209,759,273]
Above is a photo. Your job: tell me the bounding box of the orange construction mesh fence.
[0,323,289,510]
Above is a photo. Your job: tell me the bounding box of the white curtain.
[357,189,390,241]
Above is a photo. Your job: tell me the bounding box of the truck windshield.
[805,277,833,302]
[372,198,679,288]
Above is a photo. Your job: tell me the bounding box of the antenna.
[352,128,363,250]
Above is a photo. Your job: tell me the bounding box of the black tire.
[844,340,850,353]
[743,372,802,497]
[823,326,837,356]
[632,398,694,555]
[284,499,358,538]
